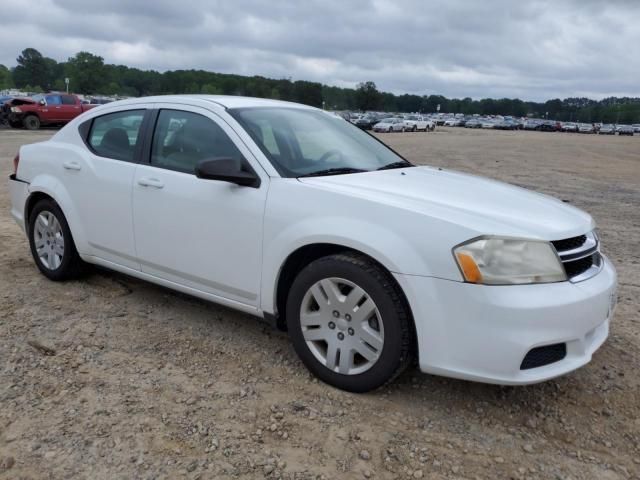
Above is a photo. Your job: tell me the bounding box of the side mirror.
[195,158,260,188]
[39,99,46,106]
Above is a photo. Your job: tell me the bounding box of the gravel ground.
[0,126,639,480]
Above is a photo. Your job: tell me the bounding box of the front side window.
[151,110,244,174]
[45,95,62,105]
[230,108,409,177]
[88,110,145,162]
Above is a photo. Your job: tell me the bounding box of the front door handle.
[137,177,164,189]
[63,161,81,171]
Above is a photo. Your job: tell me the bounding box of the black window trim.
[79,108,153,164]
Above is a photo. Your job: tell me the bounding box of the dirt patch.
[1,127,639,479]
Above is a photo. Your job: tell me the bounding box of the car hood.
[298,166,594,240]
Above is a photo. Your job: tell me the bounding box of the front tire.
[286,253,414,392]
[28,199,85,281]
[23,115,40,130]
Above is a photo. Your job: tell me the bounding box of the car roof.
[96,94,317,111]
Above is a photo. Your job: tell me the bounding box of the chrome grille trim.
[553,231,602,283]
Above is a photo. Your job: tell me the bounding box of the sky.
[0,0,638,101]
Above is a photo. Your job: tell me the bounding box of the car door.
[65,107,150,269]
[60,94,82,122]
[132,105,268,308]
[40,94,64,122]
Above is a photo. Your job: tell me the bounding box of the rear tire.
[23,115,40,130]
[286,253,414,392]
[28,199,86,281]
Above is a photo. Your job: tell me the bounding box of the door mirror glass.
[195,158,260,188]
[39,99,46,106]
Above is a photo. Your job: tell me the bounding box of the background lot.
[1,127,639,479]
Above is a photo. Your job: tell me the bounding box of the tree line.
[1,48,639,123]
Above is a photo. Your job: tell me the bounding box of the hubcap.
[300,277,384,375]
[34,211,64,270]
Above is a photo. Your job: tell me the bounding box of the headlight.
[453,236,567,285]
[11,107,21,113]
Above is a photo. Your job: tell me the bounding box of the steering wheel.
[318,149,344,163]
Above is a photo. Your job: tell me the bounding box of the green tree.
[0,64,13,90]
[13,48,56,90]
[64,51,106,94]
[355,81,382,111]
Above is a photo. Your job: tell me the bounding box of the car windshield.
[230,107,410,178]
[406,115,419,120]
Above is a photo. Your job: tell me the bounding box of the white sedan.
[372,117,405,132]
[9,95,617,392]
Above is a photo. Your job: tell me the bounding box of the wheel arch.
[24,178,88,254]
[271,243,416,338]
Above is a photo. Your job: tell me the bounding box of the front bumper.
[7,112,25,123]
[9,175,29,232]
[394,256,617,385]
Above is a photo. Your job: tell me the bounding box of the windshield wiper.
[297,167,367,178]
[376,161,414,171]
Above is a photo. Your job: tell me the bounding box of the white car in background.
[403,115,434,132]
[372,117,405,132]
[444,118,462,127]
[9,95,617,392]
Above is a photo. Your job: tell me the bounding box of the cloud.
[0,0,638,100]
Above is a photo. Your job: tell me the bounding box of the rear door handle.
[137,177,164,189]
[63,161,81,171]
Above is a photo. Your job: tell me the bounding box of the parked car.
[617,125,634,136]
[354,115,379,130]
[464,119,482,128]
[481,119,496,129]
[6,93,97,130]
[494,119,518,130]
[372,117,405,132]
[523,120,540,130]
[444,118,463,127]
[536,120,558,132]
[598,124,616,135]
[561,122,578,133]
[632,124,640,133]
[403,115,434,132]
[578,123,595,134]
[0,95,13,125]
[9,95,617,392]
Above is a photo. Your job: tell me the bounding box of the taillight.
[13,153,20,176]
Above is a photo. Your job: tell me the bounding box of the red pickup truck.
[5,93,96,130]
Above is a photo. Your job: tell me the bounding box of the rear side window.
[151,109,244,174]
[88,110,145,162]
[61,95,76,105]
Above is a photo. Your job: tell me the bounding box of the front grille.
[551,235,587,252]
[551,231,600,282]
[563,254,595,278]
[520,343,567,370]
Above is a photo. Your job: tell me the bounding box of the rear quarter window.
[86,110,146,162]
